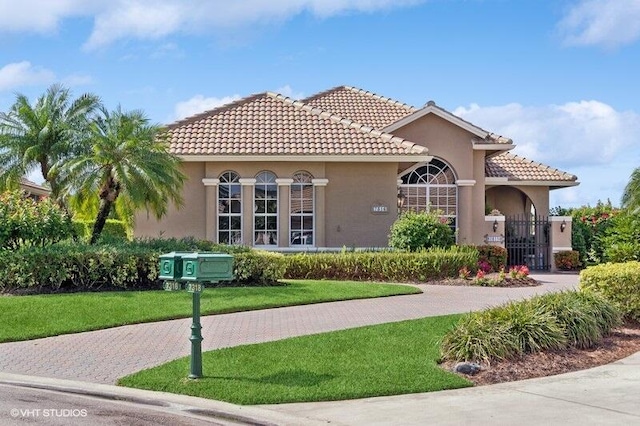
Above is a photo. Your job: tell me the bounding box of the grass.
[0,280,420,343]
[118,314,471,405]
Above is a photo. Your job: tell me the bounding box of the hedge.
[475,245,507,272]
[72,219,129,242]
[283,247,479,282]
[0,240,285,293]
[579,261,640,321]
[554,250,581,271]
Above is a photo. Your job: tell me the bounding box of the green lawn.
[0,280,419,343]
[118,314,471,405]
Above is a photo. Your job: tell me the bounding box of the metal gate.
[505,214,551,271]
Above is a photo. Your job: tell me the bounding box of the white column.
[276,178,294,247]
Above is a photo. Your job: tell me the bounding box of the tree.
[0,84,100,207]
[62,106,186,244]
[622,167,640,214]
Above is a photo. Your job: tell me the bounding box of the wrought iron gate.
[505,214,551,271]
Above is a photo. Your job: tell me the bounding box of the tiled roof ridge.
[166,92,269,129]
[268,92,428,155]
[302,85,418,114]
[498,153,578,181]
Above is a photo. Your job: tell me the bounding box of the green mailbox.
[180,252,234,283]
[158,252,192,281]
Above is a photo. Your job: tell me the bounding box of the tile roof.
[303,86,417,130]
[167,92,428,157]
[304,86,511,144]
[485,153,578,182]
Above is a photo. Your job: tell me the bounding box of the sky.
[1,0,639,209]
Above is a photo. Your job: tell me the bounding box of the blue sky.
[1,0,639,208]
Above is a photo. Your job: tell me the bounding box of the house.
[135,86,577,269]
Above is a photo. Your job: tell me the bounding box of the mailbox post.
[158,252,234,379]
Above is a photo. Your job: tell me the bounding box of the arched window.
[398,158,458,230]
[218,171,242,244]
[290,171,314,246]
[254,171,278,246]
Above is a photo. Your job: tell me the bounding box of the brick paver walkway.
[0,274,577,384]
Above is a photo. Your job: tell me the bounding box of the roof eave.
[178,154,434,163]
[485,177,580,188]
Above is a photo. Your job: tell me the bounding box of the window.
[290,172,314,246]
[254,171,278,245]
[399,158,457,230]
[218,171,242,244]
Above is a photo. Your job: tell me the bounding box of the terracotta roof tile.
[485,153,577,182]
[167,92,428,157]
[303,86,417,130]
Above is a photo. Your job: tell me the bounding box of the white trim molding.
[275,178,294,186]
[472,143,515,151]
[456,179,476,187]
[312,178,329,187]
[485,215,506,222]
[550,216,572,222]
[179,154,433,163]
[552,247,574,253]
[239,178,256,186]
[201,178,220,186]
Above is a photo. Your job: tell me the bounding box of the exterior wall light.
[493,219,499,233]
[560,220,566,233]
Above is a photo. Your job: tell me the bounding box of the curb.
[0,372,329,426]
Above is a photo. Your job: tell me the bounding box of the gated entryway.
[505,214,551,271]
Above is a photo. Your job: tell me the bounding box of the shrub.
[72,219,129,242]
[601,212,640,263]
[554,250,581,271]
[0,239,284,293]
[531,291,620,349]
[475,245,507,272]
[388,211,454,252]
[580,261,640,321]
[284,246,478,282]
[440,290,619,363]
[0,190,73,249]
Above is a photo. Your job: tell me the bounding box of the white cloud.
[0,61,56,91]
[174,94,242,120]
[0,0,425,49]
[0,0,95,33]
[275,85,304,99]
[454,100,640,207]
[558,0,640,48]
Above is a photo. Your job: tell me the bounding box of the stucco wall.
[324,162,398,247]
[134,162,207,239]
[486,185,550,217]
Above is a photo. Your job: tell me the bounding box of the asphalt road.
[0,383,242,426]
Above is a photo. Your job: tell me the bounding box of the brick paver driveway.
[0,274,577,384]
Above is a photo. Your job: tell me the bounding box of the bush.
[554,250,581,271]
[601,212,640,263]
[580,261,640,321]
[0,191,73,249]
[72,219,129,242]
[0,238,285,293]
[440,290,620,363]
[388,211,454,252]
[474,245,507,272]
[283,246,478,282]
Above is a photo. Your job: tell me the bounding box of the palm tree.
[622,167,640,213]
[0,84,100,206]
[62,106,186,244]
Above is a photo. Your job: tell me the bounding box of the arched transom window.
[218,171,242,244]
[254,171,278,246]
[398,158,458,229]
[290,171,314,246]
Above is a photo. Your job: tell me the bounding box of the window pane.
[266,185,278,199]
[219,232,229,244]
[255,201,265,214]
[303,216,313,230]
[231,216,241,230]
[218,200,230,213]
[266,200,278,214]
[267,216,277,230]
[230,231,242,245]
[218,184,230,199]
[230,200,241,213]
[291,216,301,229]
[255,217,265,230]
[229,185,241,198]
[219,216,229,230]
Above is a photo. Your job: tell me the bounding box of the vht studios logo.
[10,408,88,418]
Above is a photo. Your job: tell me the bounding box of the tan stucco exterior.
[134,104,573,267]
